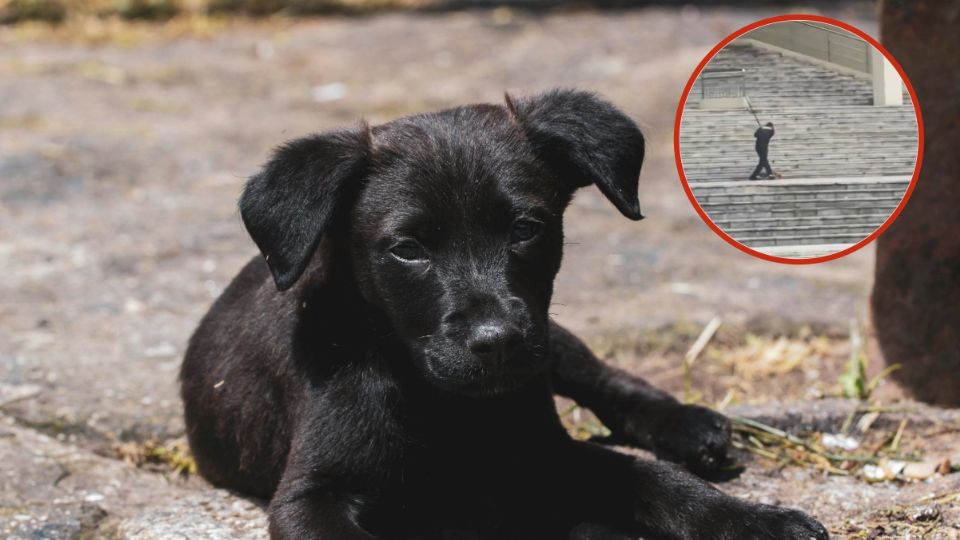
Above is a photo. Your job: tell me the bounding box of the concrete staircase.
[688,43,874,108]
[690,177,910,254]
[680,42,918,257]
[681,42,918,184]
[679,105,918,182]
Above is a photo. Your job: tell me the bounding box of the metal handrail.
[699,68,746,99]
[701,69,746,76]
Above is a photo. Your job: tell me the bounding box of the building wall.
[744,21,871,75]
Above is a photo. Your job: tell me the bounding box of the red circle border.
[673,14,925,265]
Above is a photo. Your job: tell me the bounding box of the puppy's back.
[180,255,296,498]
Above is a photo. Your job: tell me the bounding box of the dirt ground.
[2,2,958,538]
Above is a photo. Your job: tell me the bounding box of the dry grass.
[0,0,432,24]
[731,410,959,484]
[2,12,230,44]
[713,333,833,379]
[115,437,197,477]
[579,318,960,490]
[841,496,960,539]
[558,402,610,441]
[588,319,852,408]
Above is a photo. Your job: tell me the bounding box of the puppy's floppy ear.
[240,127,371,291]
[507,89,644,220]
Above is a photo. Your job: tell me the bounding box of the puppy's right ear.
[240,128,370,291]
[506,90,644,220]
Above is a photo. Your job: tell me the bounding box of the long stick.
[745,96,762,127]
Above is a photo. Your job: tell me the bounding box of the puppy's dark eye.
[510,219,542,243]
[390,240,428,263]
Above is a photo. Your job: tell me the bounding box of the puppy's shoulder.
[211,254,290,319]
[187,255,297,358]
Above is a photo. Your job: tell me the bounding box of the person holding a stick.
[749,121,775,180]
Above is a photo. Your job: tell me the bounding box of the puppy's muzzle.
[465,321,523,367]
[440,294,529,367]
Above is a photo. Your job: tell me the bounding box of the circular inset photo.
[676,15,922,262]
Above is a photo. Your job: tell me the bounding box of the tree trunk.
[872,0,960,405]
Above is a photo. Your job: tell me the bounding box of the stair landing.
[690,176,911,257]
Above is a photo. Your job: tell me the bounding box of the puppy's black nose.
[467,323,522,365]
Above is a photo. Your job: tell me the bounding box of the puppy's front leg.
[557,441,829,540]
[269,483,376,540]
[268,439,378,540]
[549,321,731,473]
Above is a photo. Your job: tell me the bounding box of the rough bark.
[873,0,960,404]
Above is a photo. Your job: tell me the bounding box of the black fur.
[181,90,828,539]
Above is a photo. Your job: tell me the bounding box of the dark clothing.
[750,125,775,179]
[751,147,773,179]
[754,125,775,150]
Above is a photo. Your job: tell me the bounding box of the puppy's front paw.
[733,504,830,540]
[650,404,731,474]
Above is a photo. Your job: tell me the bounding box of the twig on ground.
[683,316,721,404]
[918,491,960,505]
[889,419,908,453]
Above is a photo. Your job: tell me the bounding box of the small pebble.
[903,460,938,480]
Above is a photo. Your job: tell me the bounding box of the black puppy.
[181,90,828,539]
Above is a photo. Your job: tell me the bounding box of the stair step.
[682,156,916,165]
[724,223,880,239]
[701,194,901,207]
[714,213,890,229]
[714,206,894,219]
[697,188,907,205]
[690,43,883,110]
[741,232,875,247]
[691,181,909,196]
[687,170,914,182]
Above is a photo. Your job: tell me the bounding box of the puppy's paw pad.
[652,405,732,472]
[755,507,829,540]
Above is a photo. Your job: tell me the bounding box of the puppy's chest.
[368,441,534,535]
